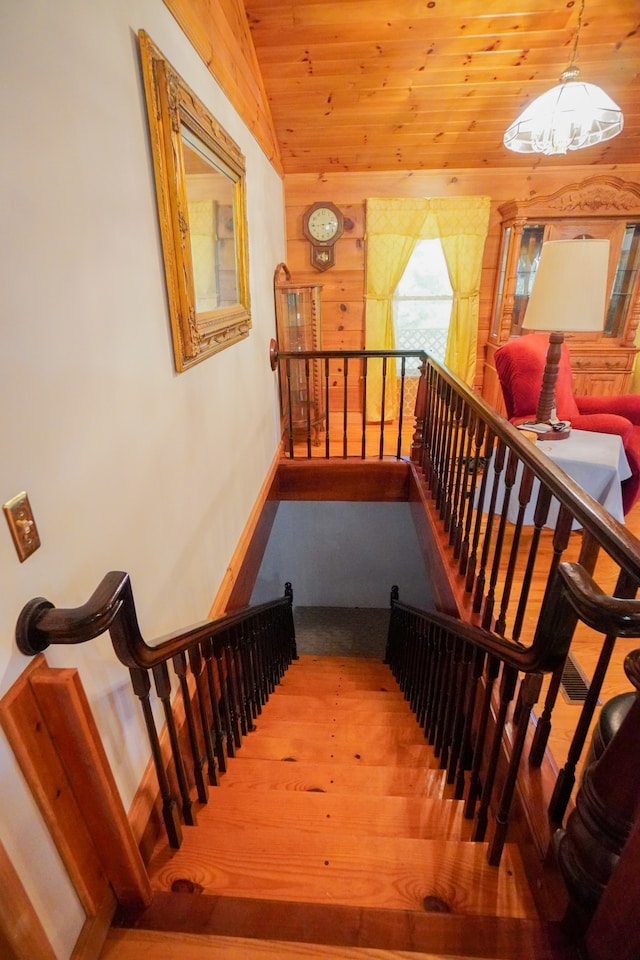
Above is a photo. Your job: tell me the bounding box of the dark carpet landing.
[293,607,390,659]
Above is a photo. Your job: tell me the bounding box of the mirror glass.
[182,127,238,313]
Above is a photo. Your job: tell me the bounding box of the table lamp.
[520,237,609,439]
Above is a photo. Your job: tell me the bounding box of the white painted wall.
[0,1,285,955]
[252,502,434,610]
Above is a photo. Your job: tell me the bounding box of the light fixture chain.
[569,0,585,71]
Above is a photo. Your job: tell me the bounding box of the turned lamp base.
[519,330,572,440]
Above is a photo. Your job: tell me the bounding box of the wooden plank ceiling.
[243,0,640,173]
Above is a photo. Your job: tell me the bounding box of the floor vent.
[560,653,593,704]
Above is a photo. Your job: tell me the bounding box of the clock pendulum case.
[302,201,344,271]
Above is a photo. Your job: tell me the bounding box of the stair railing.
[269,340,426,460]
[386,560,581,866]
[271,341,640,833]
[386,563,640,943]
[16,574,296,848]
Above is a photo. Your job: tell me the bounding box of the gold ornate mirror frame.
[139,30,251,371]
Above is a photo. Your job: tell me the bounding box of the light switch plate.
[3,492,41,562]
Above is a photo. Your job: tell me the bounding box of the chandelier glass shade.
[504,67,624,155]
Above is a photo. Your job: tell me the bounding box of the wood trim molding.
[209,446,282,617]
[0,657,109,916]
[29,668,151,908]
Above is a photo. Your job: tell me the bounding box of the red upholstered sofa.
[494,332,640,515]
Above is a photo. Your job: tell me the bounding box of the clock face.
[307,206,340,242]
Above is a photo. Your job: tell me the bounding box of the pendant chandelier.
[504,0,623,155]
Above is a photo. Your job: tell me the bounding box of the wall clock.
[302,201,344,271]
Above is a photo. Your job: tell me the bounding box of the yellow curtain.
[365,199,432,420]
[365,195,490,419]
[432,197,491,386]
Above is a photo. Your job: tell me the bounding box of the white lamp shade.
[522,238,609,333]
[504,80,623,155]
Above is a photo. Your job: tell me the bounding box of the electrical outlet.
[3,492,40,562]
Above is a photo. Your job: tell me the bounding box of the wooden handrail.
[16,576,297,850]
[391,595,573,674]
[17,571,293,670]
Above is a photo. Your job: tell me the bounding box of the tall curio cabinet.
[273,263,324,444]
[484,176,640,412]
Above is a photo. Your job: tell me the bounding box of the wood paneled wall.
[283,165,640,397]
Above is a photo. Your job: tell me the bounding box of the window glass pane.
[393,238,453,366]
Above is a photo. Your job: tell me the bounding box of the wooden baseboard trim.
[208,446,282,617]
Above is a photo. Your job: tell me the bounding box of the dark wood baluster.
[188,646,218,786]
[304,357,312,457]
[214,639,236,760]
[324,357,331,458]
[434,632,454,758]
[445,398,466,536]
[527,505,577,766]
[443,395,464,531]
[455,647,485,800]
[129,667,182,848]
[241,625,260,722]
[379,357,387,459]
[451,407,474,557]
[285,358,294,458]
[437,386,456,519]
[512,485,553,642]
[488,671,544,866]
[472,439,506,612]
[430,378,447,499]
[419,620,438,733]
[472,663,518,842]
[396,357,406,459]
[411,358,427,464]
[343,356,349,458]
[494,464,535,636]
[173,651,208,804]
[427,625,447,746]
[422,365,437,483]
[462,424,491,584]
[235,624,253,734]
[482,448,520,630]
[549,566,640,824]
[201,637,227,774]
[411,617,428,717]
[361,356,368,459]
[152,662,196,826]
[465,654,500,820]
[439,635,462,770]
[224,635,243,749]
[447,639,473,785]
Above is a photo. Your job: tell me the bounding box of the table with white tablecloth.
[476,429,631,526]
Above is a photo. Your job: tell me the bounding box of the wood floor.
[103,657,580,960]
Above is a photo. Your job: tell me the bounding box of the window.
[393,238,453,367]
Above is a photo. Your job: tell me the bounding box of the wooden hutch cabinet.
[273,262,325,443]
[484,176,640,413]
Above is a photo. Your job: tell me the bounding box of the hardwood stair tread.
[235,734,438,766]
[113,893,581,960]
[193,789,473,840]
[250,718,427,746]
[148,831,537,918]
[258,693,414,719]
[101,926,509,960]
[216,757,450,797]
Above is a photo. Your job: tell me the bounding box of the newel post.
[411,358,427,464]
[555,648,640,945]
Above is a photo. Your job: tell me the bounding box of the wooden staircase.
[102,655,580,959]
